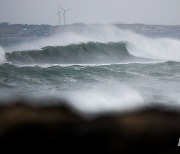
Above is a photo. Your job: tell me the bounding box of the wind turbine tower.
[57,8,61,26]
[60,7,71,25]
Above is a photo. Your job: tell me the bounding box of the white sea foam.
[14,61,164,68]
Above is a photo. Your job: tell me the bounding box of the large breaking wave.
[1,25,180,65]
[5,42,145,64]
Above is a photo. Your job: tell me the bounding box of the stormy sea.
[0,25,180,114]
[0,25,180,152]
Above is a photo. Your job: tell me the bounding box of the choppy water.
[0,25,180,113]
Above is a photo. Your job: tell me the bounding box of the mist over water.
[1,25,180,113]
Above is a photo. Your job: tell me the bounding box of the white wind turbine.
[60,7,71,25]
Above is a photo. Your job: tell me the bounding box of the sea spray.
[126,34,180,61]
[5,25,180,62]
[66,84,144,114]
[0,46,6,64]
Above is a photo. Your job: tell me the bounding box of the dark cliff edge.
[0,99,179,153]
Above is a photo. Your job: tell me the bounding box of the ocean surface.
[0,25,180,113]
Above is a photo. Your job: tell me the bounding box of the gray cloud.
[0,0,180,25]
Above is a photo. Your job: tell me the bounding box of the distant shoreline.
[1,22,180,38]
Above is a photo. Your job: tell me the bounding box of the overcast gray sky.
[0,0,180,25]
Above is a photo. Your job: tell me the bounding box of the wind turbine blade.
[59,6,65,11]
[65,9,71,12]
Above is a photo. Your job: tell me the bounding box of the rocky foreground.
[0,100,180,153]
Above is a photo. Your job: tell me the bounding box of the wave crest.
[6,42,141,64]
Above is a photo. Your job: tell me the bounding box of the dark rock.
[0,101,179,153]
